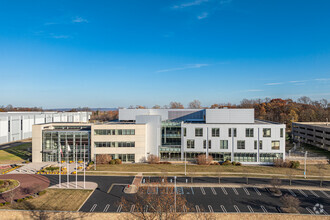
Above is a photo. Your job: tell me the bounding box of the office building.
[32,108,285,164]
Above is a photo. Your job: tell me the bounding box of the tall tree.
[169,102,184,109]
[188,100,201,109]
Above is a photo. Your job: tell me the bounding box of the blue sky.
[0,0,330,108]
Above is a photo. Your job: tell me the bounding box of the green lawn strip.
[91,164,330,177]
[0,142,32,163]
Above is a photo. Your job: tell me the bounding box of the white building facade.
[32,108,285,164]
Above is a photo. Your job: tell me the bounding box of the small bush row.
[274,159,300,168]
[0,191,46,206]
[109,159,122,165]
[209,160,241,166]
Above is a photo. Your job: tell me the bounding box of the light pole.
[174,176,177,213]
[304,151,307,179]
[184,152,186,176]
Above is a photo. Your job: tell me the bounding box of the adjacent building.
[292,122,330,151]
[32,108,286,164]
[0,112,91,145]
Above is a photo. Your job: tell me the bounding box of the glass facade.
[260,153,283,162]
[110,154,135,162]
[234,153,257,162]
[42,130,90,162]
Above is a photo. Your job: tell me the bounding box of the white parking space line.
[306,207,314,215]
[208,205,214,213]
[243,187,250,195]
[261,205,268,213]
[322,210,328,215]
[220,205,227,213]
[288,189,296,197]
[265,188,271,194]
[247,205,254,213]
[232,188,239,195]
[221,187,228,195]
[195,205,201,213]
[254,187,261,196]
[90,204,97,212]
[200,187,206,195]
[144,205,148,213]
[276,207,282,213]
[116,205,122,213]
[298,189,308,197]
[130,205,135,213]
[234,205,240,213]
[211,187,217,195]
[321,190,330,198]
[191,187,195,195]
[103,204,110,212]
[183,205,187,213]
[309,190,319,198]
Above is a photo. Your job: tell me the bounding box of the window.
[21,120,23,131]
[254,140,262,150]
[237,140,245,149]
[220,140,228,149]
[245,128,254,137]
[8,120,10,132]
[263,128,271,137]
[203,140,211,149]
[280,128,284,138]
[271,141,280,150]
[187,140,195,149]
[95,142,135,148]
[234,153,257,162]
[195,128,203,137]
[183,128,186,137]
[212,128,220,137]
[228,128,236,137]
[94,129,135,135]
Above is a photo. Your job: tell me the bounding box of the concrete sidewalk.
[49,181,97,190]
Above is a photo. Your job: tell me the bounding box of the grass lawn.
[0,142,32,164]
[89,163,330,178]
[0,179,19,193]
[0,189,92,211]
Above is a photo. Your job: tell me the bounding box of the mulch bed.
[0,174,50,203]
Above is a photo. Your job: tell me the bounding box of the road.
[45,175,330,215]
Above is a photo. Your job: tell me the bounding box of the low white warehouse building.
[0,112,91,144]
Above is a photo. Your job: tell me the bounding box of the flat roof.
[293,122,330,129]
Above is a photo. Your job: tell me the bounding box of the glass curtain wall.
[42,131,90,162]
[160,121,182,160]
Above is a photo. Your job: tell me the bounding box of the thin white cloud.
[173,0,209,9]
[289,80,306,83]
[156,64,209,73]
[51,35,70,39]
[315,78,330,81]
[197,12,208,19]
[72,16,88,23]
[265,82,283,86]
[246,89,263,92]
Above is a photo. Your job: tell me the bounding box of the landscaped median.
[0,179,19,193]
[0,189,92,211]
[79,163,330,179]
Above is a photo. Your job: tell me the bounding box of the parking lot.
[80,184,330,215]
[44,175,330,215]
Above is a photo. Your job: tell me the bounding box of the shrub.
[159,161,171,164]
[0,203,3,206]
[274,159,291,168]
[115,159,122,164]
[211,162,220,165]
[88,161,94,165]
[222,160,231,166]
[232,161,237,166]
[17,198,24,203]
[45,166,59,171]
[38,190,46,196]
[290,161,300,169]
[196,154,213,165]
[235,162,242,166]
[147,154,160,164]
[4,202,10,205]
[281,194,300,210]
[109,159,116,165]
[96,154,112,164]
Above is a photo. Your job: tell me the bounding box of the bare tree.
[169,102,184,109]
[188,100,202,109]
[270,177,282,196]
[96,154,112,164]
[120,179,190,220]
[152,105,161,109]
[286,169,294,186]
[196,154,213,165]
[316,162,326,187]
[297,96,312,105]
[280,194,300,213]
[147,154,160,164]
